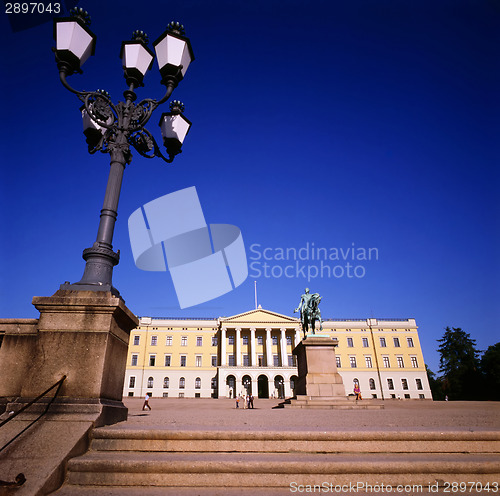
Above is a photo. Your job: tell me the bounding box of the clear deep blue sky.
[1,0,498,374]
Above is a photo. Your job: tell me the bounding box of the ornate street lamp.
[53,8,194,296]
[243,378,251,394]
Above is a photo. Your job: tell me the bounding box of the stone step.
[90,429,500,454]
[65,451,500,487]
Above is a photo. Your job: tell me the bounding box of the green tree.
[437,327,481,400]
[426,364,445,401]
[480,342,500,401]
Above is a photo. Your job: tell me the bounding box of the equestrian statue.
[294,288,323,338]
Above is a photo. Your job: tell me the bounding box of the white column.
[235,328,242,366]
[250,328,257,366]
[266,328,273,367]
[280,328,287,367]
[221,328,227,366]
[295,330,301,347]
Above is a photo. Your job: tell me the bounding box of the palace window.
[365,356,373,368]
[181,336,188,346]
[129,377,136,388]
[212,336,218,346]
[211,355,217,367]
[387,378,394,390]
[383,356,390,368]
[179,377,185,389]
[242,335,249,345]
[272,336,278,345]
[228,355,235,366]
[287,336,292,346]
[147,376,153,388]
[151,335,157,346]
[195,356,202,367]
[407,337,414,347]
[411,356,419,368]
[350,356,357,368]
[131,354,138,366]
[393,337,400,347]
[415,378,423,390]
[164,355,171,367]
[273,355,279,366]
[197,336,203,346]
[228,335,234,345]
[369,378,376,390]
[257,336,264,345]
[288,355,295,367]
[380,337,387,347]
[347,337,354,347]
[149,355,156,367]
[362,337,369,348]
[195,377,201,389]
[401,378,409,390]
[397,356,404,368]
[163,377,169,388]
[243,355,249,366]
[133,335,140,346]
[336,356,341,368]
[258,355,264,366]
[180,355,186,367]
[166,335,173,346]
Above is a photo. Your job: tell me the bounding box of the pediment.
[221,308,299,325]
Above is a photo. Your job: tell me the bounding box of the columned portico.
[265,328,272,366]
[280,328,287,366]
[250,327,257,366]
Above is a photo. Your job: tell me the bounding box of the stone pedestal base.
[288,335,347,408]
[0,290,138,426]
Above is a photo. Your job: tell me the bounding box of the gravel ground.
[116,398,500,432]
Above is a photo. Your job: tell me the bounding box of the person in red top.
[354,383,362,401]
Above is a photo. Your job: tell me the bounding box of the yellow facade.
[124,309,431,400]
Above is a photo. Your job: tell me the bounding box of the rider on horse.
[294,288,323,338]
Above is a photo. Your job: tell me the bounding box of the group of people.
[236,393,254,409]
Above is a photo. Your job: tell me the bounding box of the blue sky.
[1,0,498,374]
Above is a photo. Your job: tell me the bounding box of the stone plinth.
[293,335,346,400]
[0,290,138,425]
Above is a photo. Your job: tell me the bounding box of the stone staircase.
[52,429,500,495]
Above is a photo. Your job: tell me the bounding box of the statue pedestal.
[282,335,383,409]
[293,335,346,400]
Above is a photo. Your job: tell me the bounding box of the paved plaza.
[119,398,500,432]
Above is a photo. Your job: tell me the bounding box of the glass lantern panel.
[160,114,190,144]
[122,44,154,76]
[56,21,93,65]
[155,35,190,73]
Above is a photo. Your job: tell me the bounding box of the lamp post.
[53,8,194,296]
[243,377,251,395]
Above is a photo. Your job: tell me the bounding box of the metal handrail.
[0,375,67,454]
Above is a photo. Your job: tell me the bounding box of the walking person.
[236,395,240,408]
[249,394,254,409]
[142,393,152,410]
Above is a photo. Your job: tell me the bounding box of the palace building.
[124,307,432,400]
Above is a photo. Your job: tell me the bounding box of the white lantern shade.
[159,112,192,145]
[120,42,154,79]
[153,31,194,81]
[54,18,96,70]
